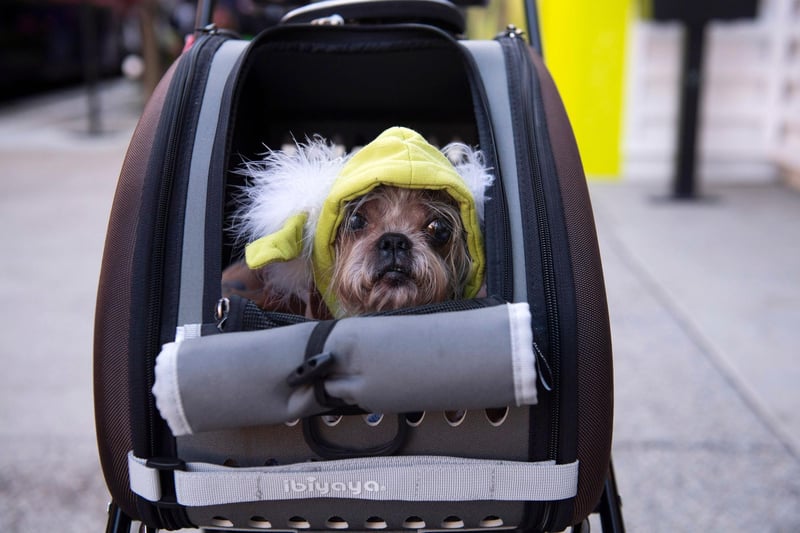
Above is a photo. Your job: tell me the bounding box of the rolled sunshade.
[153,302,537,436]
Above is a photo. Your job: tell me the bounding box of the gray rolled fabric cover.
[153,302,536,436]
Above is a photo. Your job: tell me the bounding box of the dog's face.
[329,186,472,315]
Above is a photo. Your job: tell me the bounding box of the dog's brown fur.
[330,186,471,316]
[222,186,472,318]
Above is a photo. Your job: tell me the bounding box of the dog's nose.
[378,232,412,255]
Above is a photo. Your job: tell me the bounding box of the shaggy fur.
[330,186,471,316]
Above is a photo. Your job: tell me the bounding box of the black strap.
[300,319,409,459]
[302,413,409,460]
[303,320,345,408]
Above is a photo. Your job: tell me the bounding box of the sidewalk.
[590,182,800,531]
[0,80,141,532]
[1,79,798,532]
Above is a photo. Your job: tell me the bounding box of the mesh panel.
[236,295,505,332]
[242,302,308,330]
[530,53,614,523]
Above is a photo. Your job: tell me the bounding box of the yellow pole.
[538,0,632,179]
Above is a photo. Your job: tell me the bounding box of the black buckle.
[286,352,336,387]
[145,457,186,510]
[287,319,349,408]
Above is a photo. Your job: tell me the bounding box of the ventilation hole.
[322,414,343,427]
[249,516,272,529]
[405,412,425,426]
[441,516,465,529]
[444,409,467,426]
[363,413,384,426]
[285,419,300,427]
[485,407,509,426]
[288,516,311,529]
[365,516,388,529]
[325,516,349,529]
[222,458,239,467]
[210,516,234,528]
[402,516,426,529]
[479,515,504,528]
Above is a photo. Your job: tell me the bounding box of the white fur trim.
[231,137,350,296]
[152,341,192,436]
[232,136,350,250]
[442,142,494,221]
[507,302,537,406]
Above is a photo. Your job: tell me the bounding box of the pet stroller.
[94,1,624,531]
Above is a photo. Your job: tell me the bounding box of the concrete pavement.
[590,183,800,531]
[1,79,798,532]
[0,80,142,531]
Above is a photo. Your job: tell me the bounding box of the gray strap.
[460,41,528,302]
[128,452,579,505]
[178,39,249,326]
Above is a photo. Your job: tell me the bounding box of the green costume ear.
[245,213,308,269]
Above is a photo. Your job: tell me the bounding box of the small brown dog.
[224,127,492,318]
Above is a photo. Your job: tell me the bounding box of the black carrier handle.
[194,0,542,53]
[281,0,466,34]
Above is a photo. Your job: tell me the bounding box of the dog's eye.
[347,212,367,232]
[425,219,452,245]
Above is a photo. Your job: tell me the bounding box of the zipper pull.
[500,24,526,39]
[533,341,553,392]
[311,14,345,26]
[215,297,230,332]
[197,23,240,38]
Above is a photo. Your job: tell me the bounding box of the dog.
[223,127,492,318]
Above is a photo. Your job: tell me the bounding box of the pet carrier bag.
[94,1,622,531]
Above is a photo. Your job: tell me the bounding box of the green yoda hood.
[243,126,491,314]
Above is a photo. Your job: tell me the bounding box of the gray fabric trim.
[178,39,249,326]
[128,452,579,505]
[321,304,528,414]
[460,41,527,302]
[179,321,321,435]
[153,304,536,436]
[128,452,163,502]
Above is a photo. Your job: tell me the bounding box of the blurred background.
[0,0,798,531]
[2,0,797,184]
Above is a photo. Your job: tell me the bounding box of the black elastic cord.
[302,414,410,460]
[301,320,409,458]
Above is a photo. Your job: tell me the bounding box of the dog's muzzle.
[375,232,413,284]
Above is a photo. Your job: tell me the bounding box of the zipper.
[141,31,227,460]
[497,26,561,529]
[498,25,562,462]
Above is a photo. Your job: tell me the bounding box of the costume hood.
[236,126,493,314]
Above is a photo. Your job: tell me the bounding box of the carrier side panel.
[529,50,613,524]
[129,33,232,530]
[93,61,177,521]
